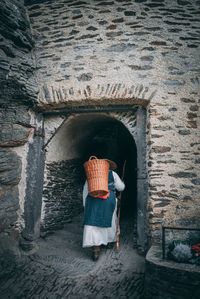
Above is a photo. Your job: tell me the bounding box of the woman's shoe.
[92,246,100,261]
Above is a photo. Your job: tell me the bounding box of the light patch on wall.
[45,114,117,162]
[45,115,78,162]
[12,140,32,231]
[40,162,53,223]
[44,116,66,145]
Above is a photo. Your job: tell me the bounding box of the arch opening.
[42,112,139,247]
[81,114,138,222]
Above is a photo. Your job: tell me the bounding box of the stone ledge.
[145,245,200,299]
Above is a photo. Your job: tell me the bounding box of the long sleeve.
[83,181,88,207]
[112,171,125,192]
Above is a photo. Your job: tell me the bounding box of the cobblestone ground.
[0,215,145,299]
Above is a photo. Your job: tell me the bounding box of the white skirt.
[82,204,118,248]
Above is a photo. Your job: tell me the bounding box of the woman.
[82,159,125,261]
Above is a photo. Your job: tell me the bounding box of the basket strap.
[89,156,98,160]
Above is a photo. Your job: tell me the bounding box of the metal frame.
[162,226,200,259]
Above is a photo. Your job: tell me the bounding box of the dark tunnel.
[82,116,137,221]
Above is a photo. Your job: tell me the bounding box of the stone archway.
[17,105,147,298]
[41,106,148,252]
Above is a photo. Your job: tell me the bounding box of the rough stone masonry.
[0,0,200,298]
[26,0,200,242]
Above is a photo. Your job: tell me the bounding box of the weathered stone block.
[0,124,31,147]
[187,120,197,129]
[178,129,190,135]
[0,105,31,125]
[0,186,19,232]
[152,146,171,153]
[169,172,197,178]
[0,149,21,185]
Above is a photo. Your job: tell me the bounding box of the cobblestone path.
[0,215,145,299]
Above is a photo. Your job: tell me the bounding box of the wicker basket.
[84,156,110,198]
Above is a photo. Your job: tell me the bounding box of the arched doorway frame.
[21,105,148,253]
[109,107,148,252]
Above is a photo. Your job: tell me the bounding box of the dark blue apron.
[84,170,116,228]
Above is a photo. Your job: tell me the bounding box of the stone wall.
[26,0,200,244]
[0,106,33,234]
[0,149,21,233]
[0,0,199,251]
[0,105,45,252]
[0,0,40,252]
[26,0,200,108]
[41,159,84,234]
[0,0,38,104]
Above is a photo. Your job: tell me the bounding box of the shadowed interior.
[42,113,137,234]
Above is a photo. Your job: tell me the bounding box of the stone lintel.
[37,83,154,111]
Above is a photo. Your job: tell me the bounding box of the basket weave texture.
[84,156,110,198]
